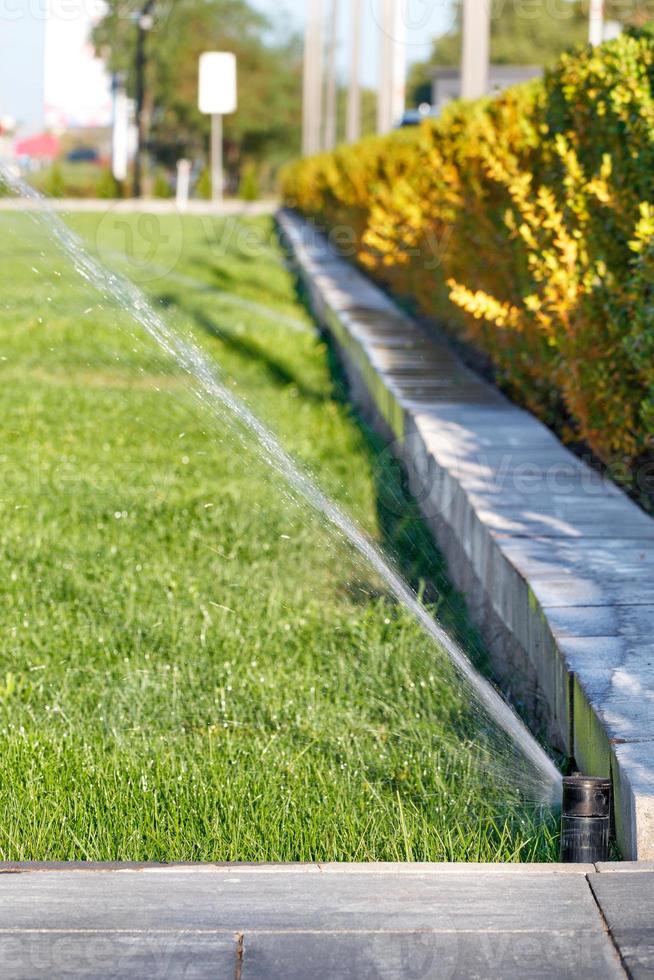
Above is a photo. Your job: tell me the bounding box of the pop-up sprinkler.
[560,774,611,863]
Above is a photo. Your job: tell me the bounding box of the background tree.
[93,0,303,192]
[409,0,654,104]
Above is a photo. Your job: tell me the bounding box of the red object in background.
[15,133,60,161]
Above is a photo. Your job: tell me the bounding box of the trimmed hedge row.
[282,32,654,486]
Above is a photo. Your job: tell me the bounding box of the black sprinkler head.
[560,774,611,863]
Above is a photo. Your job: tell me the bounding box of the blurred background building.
[0,0,110,137]
[431,65,543,115]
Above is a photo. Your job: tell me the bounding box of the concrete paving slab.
[471,496,654,542]
[531,577,654,610]
[428,446,618,489]
[0,868,637,980]
[588,695,654,742]
[546,606,654,640]
[453,467,622,501]
[589,872,654,980]
[242,929,624,980]
[502,539,654,582]
[242,931,458,980]
[0,933,237,980]
[557,636,654,682]
[597,862,654,872]
[417,416,563,452]
[571,673,654,790]
[0,872,232,932]
[0,871,607,935]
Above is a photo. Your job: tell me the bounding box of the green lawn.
[0,207,559,861]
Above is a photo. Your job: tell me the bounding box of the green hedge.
[282,31,654,497]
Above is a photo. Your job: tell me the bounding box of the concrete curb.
[0,862,598,875]
[278,210,654,860]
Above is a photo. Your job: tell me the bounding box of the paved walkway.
[278,210,654,860]
[0,863,652,978]
[0,198,278,216]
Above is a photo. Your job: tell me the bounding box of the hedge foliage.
[282,32,654,481]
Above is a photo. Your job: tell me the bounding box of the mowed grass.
[0,207,559,861]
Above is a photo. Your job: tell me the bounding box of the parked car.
[66,146,100,164]
[397,104,440,128]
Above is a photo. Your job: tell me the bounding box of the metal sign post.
[211,113,223,202]
[198,52,238,203]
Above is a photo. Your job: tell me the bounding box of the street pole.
[589,0,605,45]
[391,0,406,126]
[176,159,191,210]
[302,4,312,155]
[461,0,491,101]
[378,0,406,134]
[133,0,154,198]
[302,0,324,156]
[211,112,223,203]
[324,0,339,151]
[111,72,129,185]
[346,0,362,143]
[378,0,393,133]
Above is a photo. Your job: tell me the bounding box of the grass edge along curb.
[0,211,559,863]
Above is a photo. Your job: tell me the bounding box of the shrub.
[96,168,122,199]
[152,170,173,199]
[238,161,260,201]
[195,167,212,200]
[44,162,66,198]
[282,31,654,487]
[31,163,121,199]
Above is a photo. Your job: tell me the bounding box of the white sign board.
[199,52,237,115]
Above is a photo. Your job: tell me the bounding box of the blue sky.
[249,0,456,87]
